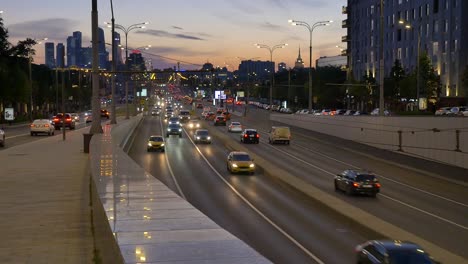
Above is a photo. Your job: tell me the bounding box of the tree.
[389,59,405,99]
[418,52,441,112]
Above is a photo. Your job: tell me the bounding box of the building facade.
[44,42,55,68]
[294,47,305,69]
[344,0,468,97]
[237,60,274,82]
[98,27,109,69]
[278,62,287,72]
[56,43,65,68]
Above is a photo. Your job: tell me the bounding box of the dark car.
[151,108,161,116]
[53,113,76,130]
[0,129,5,147]
[193,129,211,144]
[179,110,191,123]
[166,123,182,138]
[100,109,110,119]
[334,170,380,197]
[240,129,259,144]
[214,115,226,126]
[355,240,440,264]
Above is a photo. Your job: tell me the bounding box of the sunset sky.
[2,0,347,70]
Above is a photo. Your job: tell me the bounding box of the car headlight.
[196,136,200,140]
[147,142,152,146]
[196,124,200,127]
[249,163,255,168]
[178,129,182,131]
[167,128,171,131]
[207,136,211,140]
[160,143,164,146]
[189,124,193,128]
[232,164,238,168]
[188,117,190,119]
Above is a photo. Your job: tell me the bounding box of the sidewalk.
[0,126,94,263]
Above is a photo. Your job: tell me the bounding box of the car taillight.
[66,118,71,121]
[44,124,49,127]
[256,134,259,138]
[30,124,34,127]
[244,134,248,138]
[53,118,59,122]
[375,183,381,188]
[352,182,359,187]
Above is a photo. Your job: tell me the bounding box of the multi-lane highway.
[127,101,467,263]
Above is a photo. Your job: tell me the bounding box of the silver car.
[0,129,5,147]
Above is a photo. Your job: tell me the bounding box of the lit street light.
[289,19,332,112]
[254,43,287,114]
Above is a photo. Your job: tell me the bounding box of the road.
[227,104,468,259]
[127,112,372,264]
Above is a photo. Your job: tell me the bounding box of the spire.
[298,45,302,59]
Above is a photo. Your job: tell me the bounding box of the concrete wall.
[271,115,468,169]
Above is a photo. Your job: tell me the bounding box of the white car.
[228,121,243,132]
[30,119,55,136]
[84,110,93,123]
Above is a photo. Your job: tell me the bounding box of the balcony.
[342,35,350,42]
[342,6,348,14]
[342,19,349,28]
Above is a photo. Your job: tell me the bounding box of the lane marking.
[254,132,468,230]
[6,133,29,139]
[158,116,186,200]
[256,130,468,208]
[184,126,325,264]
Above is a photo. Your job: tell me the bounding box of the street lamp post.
[289,19,331,113]
[109,0,117,124]
[105,21,148,119]
[254,43,287,114]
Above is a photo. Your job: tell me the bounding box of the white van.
[268,126,291,145]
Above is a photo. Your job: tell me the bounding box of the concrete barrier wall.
[271,114,468,169]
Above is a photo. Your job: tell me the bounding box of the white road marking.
[185,127,325,264]
[6,133,29,139]
[257,130,468,208]
[158,117,186,200]
[255,131,468,230]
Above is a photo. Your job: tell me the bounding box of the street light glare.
[288,19,293,23]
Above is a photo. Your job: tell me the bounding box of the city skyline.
[2,0,346,70]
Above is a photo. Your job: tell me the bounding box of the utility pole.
[110,0,117,124]
[90,0,103,134]
[61,69,66,141]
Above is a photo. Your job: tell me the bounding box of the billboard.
[214,90,226,99]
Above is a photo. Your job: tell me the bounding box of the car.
[204,112,215,121]
[268,126,291,144]
[214,115,226,126]
[447,106,467,116]
[187,119,201,130]
[196,103,203,109]
[355,240,440,264]
[226,151,255,175]
[435,106,452,116]
[370,108,391,116]
[30,119,55,136]
[0,129,5,147]
[100,109,110,119]
[222,111,232,120]
[193,129,211,144]
[179,110,191,123]
[166,123,182,138]
[344,110,356,115]
[70,113,80,122]
[168,116,180,125]
[151,108,161,116]
[164,111,173,119]
[84,110,93,123]
[228,121,242,132]
[240,129,259,144]
[147,135,165,152]
[216,108,224,115]
[53,113,76,130]
[334,170,381,197]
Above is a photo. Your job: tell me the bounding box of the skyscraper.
[56,43,65,68]
[294,46,304,69]
[98,27,109,69]
[113,31,123,65]
[66,36,76,67]
[278,62,287,72]
[44,42,55,68]
[73,31,83,66]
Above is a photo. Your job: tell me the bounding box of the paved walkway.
[0,126,94,263]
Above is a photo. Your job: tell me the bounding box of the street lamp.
[399,20,421,110]
[254,43,287,113]
[289,19,332,112]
